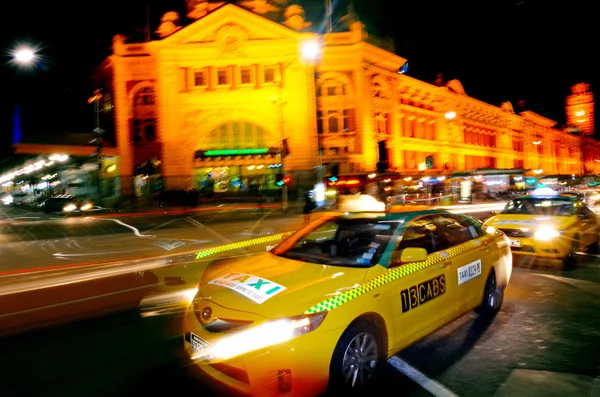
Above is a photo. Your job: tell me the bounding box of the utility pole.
[325,0,333,33]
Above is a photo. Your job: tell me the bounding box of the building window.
[328,111,339,133]
[134,87,155,106]
[264,66,276,83]
[194,69,207,87]
[240,66,253,84]
[375,112,388,134]
[330,147,339,155]
[217,67,230,86]
[317,109,356,134]
[131,119,157,144]
[318,78,348,96]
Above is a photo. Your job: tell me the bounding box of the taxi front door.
[389,216,457,349]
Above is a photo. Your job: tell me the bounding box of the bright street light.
[300,39,321,62]
[13,47,36,64]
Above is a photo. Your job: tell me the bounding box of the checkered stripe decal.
[195,231,294,260]
[304,238,487,314]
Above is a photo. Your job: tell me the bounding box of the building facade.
[90,0,600,199]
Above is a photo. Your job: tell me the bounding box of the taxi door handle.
[441,260,452,267]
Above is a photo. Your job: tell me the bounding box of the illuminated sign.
[203,148,269,156]
[327,179,361,186]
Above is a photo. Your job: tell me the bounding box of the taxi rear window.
[501,198,575,216]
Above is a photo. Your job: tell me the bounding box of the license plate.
[190,333,211,356]
[509,239,520,247]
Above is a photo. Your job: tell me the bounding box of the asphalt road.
[0,205,304,273]
[2,206,599,396]
[1,260,599,397]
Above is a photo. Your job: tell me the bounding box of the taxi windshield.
[273,218,400,267]
[501,197,576,216]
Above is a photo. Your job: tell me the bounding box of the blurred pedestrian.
[303,192,315,223]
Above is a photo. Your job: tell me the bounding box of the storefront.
[193,148,283,195]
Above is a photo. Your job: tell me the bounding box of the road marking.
[532,273,600,297]
[388,356,459,397]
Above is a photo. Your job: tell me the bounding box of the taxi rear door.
[389,215,457,349]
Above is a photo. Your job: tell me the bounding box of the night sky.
[0,0,596,160]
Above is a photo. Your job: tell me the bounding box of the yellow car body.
[182,208,512,396]
[484,191,600,265]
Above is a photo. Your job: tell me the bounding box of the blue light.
[12,104,22,145]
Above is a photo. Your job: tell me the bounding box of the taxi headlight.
[534,226,560,241]
[63,204,77,212]
[207,311,328,360]
[80,203,93,211]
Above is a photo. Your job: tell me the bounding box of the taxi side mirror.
[392,247,428,264]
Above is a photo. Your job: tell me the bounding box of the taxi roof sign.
[336,194,386,213]
[530,187,559,196]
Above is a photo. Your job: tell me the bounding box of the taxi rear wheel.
[329,321,381,392]
[476,270,503,318]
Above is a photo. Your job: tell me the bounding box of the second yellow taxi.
[484,187,600,268]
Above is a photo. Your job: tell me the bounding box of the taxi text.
[400,274,446,313]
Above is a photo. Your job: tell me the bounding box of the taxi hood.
[196,252,374,319]
[486,214,577,230]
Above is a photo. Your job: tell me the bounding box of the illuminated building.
[90,0,600,198]
[6,1,599,200]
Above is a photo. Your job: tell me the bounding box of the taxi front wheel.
[329,321,382,392]
[476,271,504,318]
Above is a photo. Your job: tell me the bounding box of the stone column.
[156,59,190,191]
[111,54,135,200]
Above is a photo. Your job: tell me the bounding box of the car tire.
[475,270,503,318]
[329,320,382,393]
[562,234,581,270]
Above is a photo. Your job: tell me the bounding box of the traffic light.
[276,174,291,186]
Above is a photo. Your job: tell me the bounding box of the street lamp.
[12,47,36,65]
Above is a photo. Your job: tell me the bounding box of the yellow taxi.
[484,187,600,268]
[182,196,512,396]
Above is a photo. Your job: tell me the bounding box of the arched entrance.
[193,120,282,195]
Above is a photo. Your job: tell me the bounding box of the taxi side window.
[436,214,478,249]
[395,216,440,255]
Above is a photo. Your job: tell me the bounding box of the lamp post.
[276,38,321,211]
[88,89,105,204]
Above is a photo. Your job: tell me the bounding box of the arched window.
[372,76,391,99]
[206,121,270,149]
[317,78,349,97]
[132,86,157,145]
